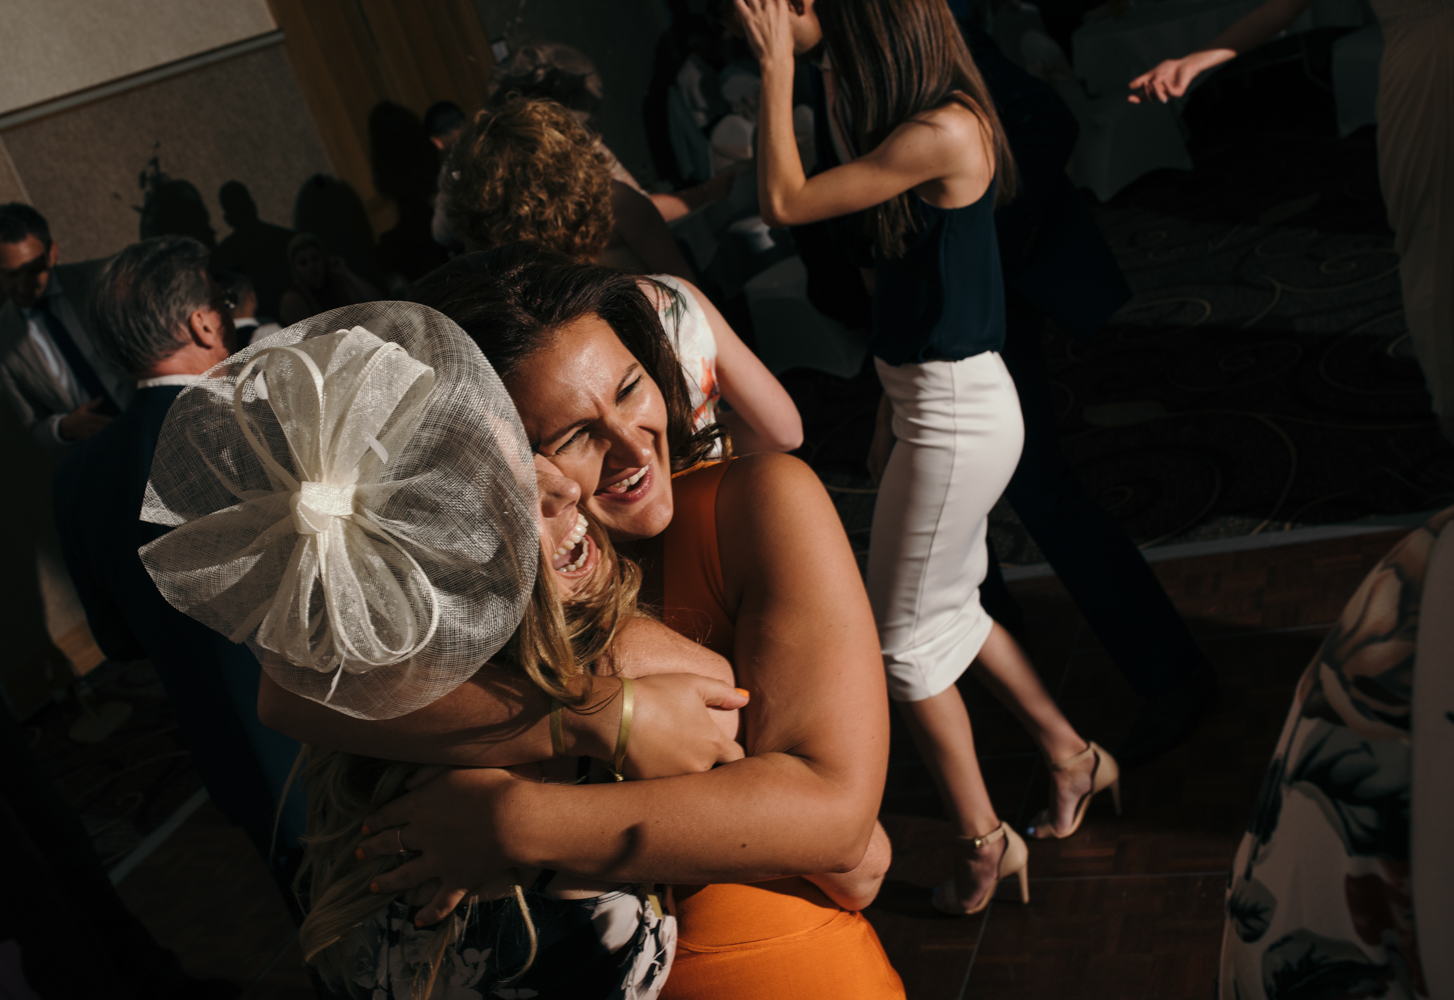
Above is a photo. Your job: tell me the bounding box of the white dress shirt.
[20,302,85,445]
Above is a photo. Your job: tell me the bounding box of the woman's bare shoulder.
[717,453,835,533]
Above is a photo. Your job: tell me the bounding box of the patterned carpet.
[782,34,1452,566]
[28,660,204,872]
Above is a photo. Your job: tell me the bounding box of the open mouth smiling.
[551,511,597,577]
[594,464,652,503]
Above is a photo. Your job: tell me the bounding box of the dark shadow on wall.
[292,174,384,290]
[212,181,294,321]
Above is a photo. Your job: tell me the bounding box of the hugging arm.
[362,454,892,918]
[258,616,748,774]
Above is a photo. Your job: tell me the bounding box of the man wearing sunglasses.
[0,203,131,451]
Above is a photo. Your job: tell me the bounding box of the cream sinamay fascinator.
[139,302,539,720]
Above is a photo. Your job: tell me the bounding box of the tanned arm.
[259,616,748,775]
[360,454,891,921]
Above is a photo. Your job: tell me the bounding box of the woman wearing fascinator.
[137,301,755,998]
[226,246,906,1000]
[139,284,901,999]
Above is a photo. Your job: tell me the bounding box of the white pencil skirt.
[867,352,1024,703]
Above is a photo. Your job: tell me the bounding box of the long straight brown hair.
[816,0,1017,258]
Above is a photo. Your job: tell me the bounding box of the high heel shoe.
[930,821,1030,916]
[1027,741,1121,840]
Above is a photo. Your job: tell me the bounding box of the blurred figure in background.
[278,232,379,327]
[212,180,294,321]
[492,41,733,226]
[1129,0,1454,443]
[368,101,449,288]
[292,173,385,291]
[215,269,279,348]
[439,96,801,453]
[439,86,697,281]
[423,99,466,153]
[0,203,129,450]
[54,235,306,891]
[137,160,216,249]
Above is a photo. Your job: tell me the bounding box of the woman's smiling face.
[509,312,674,544]
[535,454,599,596]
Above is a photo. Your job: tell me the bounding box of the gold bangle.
[549,699,566,757]
[610,677,635,781]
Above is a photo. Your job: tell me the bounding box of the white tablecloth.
[1072,0,1368,97]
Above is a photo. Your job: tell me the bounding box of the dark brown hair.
[817,0,1017,258]
[413,243,725,472]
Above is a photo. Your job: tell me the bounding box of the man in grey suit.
[0,203,132,451]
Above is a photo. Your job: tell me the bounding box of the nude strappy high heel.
[1027,741,1121,840]
[930,821,1030,916]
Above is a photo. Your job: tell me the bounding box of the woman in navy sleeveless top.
[739,0,1121,916]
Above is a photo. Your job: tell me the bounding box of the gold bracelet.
[610,677,635,781]
[549,699,566,757]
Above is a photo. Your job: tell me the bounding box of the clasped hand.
[354,672,747,925]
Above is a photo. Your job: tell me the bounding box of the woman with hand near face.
[278,233,380,327]
[735,0,1120,916]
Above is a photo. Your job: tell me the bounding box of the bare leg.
[897,687,1008,910]
[967,622,1093,835]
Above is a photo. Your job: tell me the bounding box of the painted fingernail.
[734,687,750,700]
[361,824,372,836]
[355,848,365,861]
[370,881,381,894]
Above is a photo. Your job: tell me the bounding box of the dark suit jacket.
[795,27,1131,339]
[53,385,304,853]
[0,260,132,453]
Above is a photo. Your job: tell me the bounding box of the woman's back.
[870,181,1005,365]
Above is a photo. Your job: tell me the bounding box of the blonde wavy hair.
[295,519,641,997]
[441,95,614,260]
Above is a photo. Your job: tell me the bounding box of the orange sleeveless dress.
[656,461,905,1000]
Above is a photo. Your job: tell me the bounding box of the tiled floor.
[107,529,1403,999]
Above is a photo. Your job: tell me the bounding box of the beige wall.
[0,0,276,115]
[2,42,332,262]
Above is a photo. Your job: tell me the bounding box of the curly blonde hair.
[441,96,614,260]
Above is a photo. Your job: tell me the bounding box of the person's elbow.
[760,204,805,229]
[256,676,298,737]
[759,191,805,229]
[763,415,804,453]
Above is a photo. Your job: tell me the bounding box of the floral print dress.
[350,873,676,1000]
[1219,508,1454,999]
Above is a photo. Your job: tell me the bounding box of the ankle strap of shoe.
[956,822,1006,850]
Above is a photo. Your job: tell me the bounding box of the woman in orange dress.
[266,244,904,999]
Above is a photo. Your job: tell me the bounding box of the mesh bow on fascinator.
[139,302,539,720]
